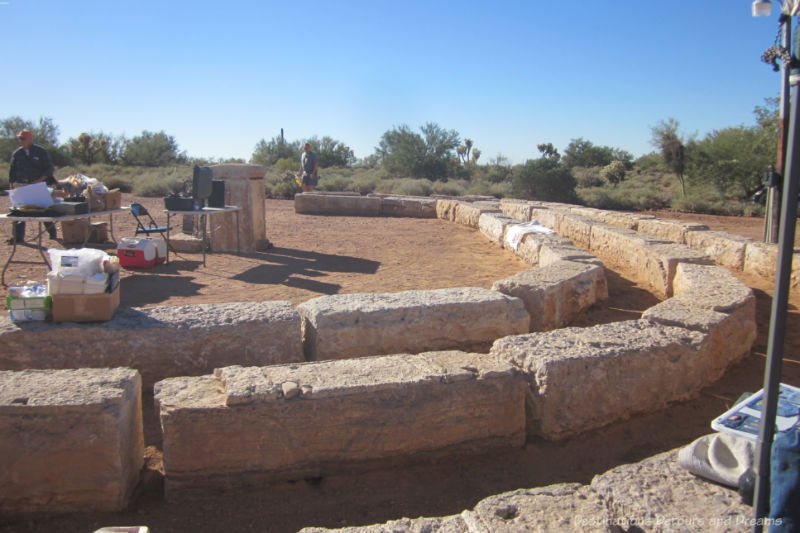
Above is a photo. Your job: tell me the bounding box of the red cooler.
[117,237,157,269]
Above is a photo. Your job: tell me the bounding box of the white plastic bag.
[47,248,109,277]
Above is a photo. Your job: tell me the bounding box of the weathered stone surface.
[167,232,204,253]
[492,261,607,331]
[597,211,655,231]
[630,243,713,298]
[295,193,382,216]
[435,199,460,221]
[300,515,469,533]
[588,222,670,261]
[156,351,526,496]
[555,214,594,249]
[671,263,754,311]
[685,230,750,271]
[209,164,269,251]
[591,450,751,532]
[499,199,534,222]
[529,208,563,234]
[478,212,520,246]
[297,288,530,361]
[636,218,709,244]
[537,242,603,267]
[511,233,573,266]
[454,202,501,228]
[0,368,143,512]
[373,195,437,218]
[491,320,708,439]
[743,241,777,279]
[462,484,610,533]
[0,301,303,388]
[208,163,264,179]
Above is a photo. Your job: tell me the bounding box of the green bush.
[431,180,466,196]
[572,166,606,188]
[376,178,434,197]
[349,174,379,195]
[317,175,352,192]
[464,180,510,198]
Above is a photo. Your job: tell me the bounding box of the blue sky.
[0,0,786,164]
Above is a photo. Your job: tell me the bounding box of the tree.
[651,118,691,196]
[600,160,627,187]
[251,135,301,166]
[120,130,184,167]
[376,122,460,180]
[512,155,578,203]
[1,116,63,163]
[67,132,120,166]
[537,143,560,160]
[562,138,633,170]
[305,135,355,168]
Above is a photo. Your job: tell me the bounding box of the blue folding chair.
[130,203,171,237]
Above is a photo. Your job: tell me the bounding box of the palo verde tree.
[376,122,460,180]
[651,118,691,196]
[120,130,185,167]
[251,135,301,166]
[512,143,578,202]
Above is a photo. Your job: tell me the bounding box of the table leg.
[202,214,207,267]
[166,213,171,265]
[36,222,51,269]
[108,213,118,246]
[1,238,17,287]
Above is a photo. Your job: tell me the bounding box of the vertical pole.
[766,17,792,244]
[752,52,800,530]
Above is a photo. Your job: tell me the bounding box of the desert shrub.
[572,166,606,188]
[465,180,510,198]
[376,178,433,196]
[275,157,296,173]
[431,180,466,196]
[349,174,379,194]
[317,175,352,192]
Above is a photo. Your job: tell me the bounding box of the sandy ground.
[1,197,799,533]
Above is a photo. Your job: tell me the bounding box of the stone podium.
[207,164,269,252]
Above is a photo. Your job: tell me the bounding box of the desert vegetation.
[1,99,778,216]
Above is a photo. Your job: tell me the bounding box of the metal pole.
[766,16,792,244]
[752,58,800,531]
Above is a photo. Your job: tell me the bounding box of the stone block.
[538,242,603,267]
[479,212,519,246]
[491,320,708,439]
[156,351,526,496]
[671,262,754,311]
[597,211,655,231]
[744,241,777,279]
[208,163,264,179]
[513,233,573,266]
[375,195,437,218]
[294,193,381,217]
[297,288,530,361]
[435,199,460,221]
[300,516,469,533]
[499,199,534,222]
[454,202,500,228]
[685,230,750,270]
[0,301,303,388]
[630,243,713,298]
[529,208,563,233]
[493,261,607,331]
[590,450,752,531]
[0,368,143,512]
[636,218,709,244]
[555,214,594,249]
[588,223,670,263]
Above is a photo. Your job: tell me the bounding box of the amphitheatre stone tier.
[0,368,143,512]
[155,351,526,497]
[0,192,760,513]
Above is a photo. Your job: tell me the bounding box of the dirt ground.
[1,197,800,533]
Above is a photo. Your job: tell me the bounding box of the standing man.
[8,130,57,243]
[298,142,319,192]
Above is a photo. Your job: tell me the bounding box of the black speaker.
[208,180,225,208]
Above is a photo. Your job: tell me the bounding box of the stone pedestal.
[208,164,269,252]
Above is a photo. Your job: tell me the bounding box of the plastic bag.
[47,248,109,277]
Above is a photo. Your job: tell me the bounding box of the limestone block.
[300,515,469,533]
[637,218,709,244]
[555,214,594,249]
[479,212,520,246]
[538,242,603,267]
[491,320,708,439]
[568,206,605,219]
[156,351,526,495]
[294,193,382,217]
[630,243,713,298]
[685,230,750,270]
[0,368,143,512]
[591,450,752,531]
[529,208,562,233]
[435,199,460,221]
[499,199,534,222]
[374,195,437,218]
[462,484,610,533]
[0,301,303,388]
[297,288,530,361]
[513,233,573,266]
[588,223,670,264]
[492,261,607,331]
[671,262,754,310]
[597,211,655,231]
[744,241,777,279]
[210,164,268,252]
[454,202,500,228]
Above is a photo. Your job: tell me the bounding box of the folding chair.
[130,203,171,237]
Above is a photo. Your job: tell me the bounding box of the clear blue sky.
[0,0,786,164]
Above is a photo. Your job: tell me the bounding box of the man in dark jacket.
[8,130,57,243]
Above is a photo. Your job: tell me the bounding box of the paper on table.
[9,181,54,208]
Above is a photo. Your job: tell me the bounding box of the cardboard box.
[89,222,108,243]
[51,281,120,323]
[104,190,121,210]
[61,219,90,244]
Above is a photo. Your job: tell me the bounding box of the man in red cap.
[8,130,57,243]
